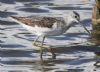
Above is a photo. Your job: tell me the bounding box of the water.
[0,0,100,72]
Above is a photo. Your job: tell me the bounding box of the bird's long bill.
[79,22,91,35]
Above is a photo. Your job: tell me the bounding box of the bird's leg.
[33,36,40,46]
[40,36,45,60]
[48,48,56,59]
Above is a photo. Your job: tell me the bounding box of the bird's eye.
[75,16,77,18]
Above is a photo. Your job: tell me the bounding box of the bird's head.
[63,11,91,35]
[70,11,80,23]
[62,11,80,27]
[69,11,91,35]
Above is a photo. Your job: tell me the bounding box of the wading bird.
[10,11,90,60]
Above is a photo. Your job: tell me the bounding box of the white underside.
[23,24,63,36]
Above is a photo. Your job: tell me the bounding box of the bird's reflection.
[30,59,56,72]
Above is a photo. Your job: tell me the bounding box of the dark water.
[0,0,100,72]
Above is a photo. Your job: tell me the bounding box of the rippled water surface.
[0,0,100,72]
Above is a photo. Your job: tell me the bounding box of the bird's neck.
[62,16,74,32]
[64,16,73,25]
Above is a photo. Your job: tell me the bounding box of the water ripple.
[0,44,26,48]
[18,7,49,13]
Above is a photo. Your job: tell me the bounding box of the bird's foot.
[33,41,41,46]
[48,48,56,59]
[34,43,49,48]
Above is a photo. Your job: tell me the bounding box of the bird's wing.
[10,16,42,26]
[40,17,57,28]
[10,16,62,28]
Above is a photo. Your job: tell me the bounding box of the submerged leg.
[48,48,56,59]
[40,36,45,60]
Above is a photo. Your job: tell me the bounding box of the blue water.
[0,0,100,72]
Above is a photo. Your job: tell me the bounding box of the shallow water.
[0,0,100,72]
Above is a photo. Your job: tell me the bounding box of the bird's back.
[11,16,60,28]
